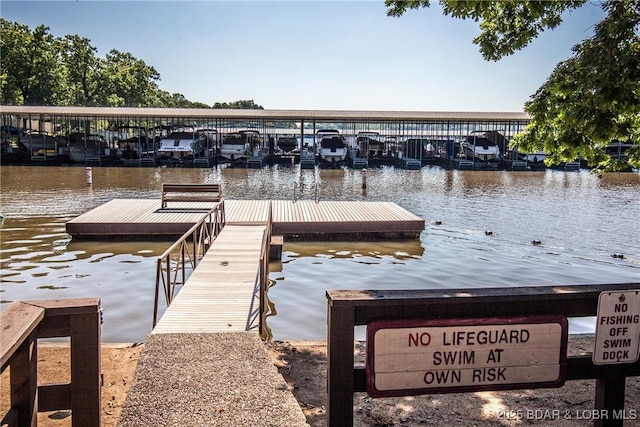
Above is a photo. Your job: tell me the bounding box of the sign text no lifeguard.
[366,316,568,397]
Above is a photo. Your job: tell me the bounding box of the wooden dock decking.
[66,199,425,239]
[271,200,423,237]
[66,199,217,237]
[152,225,267,334]
[69,195,425,426]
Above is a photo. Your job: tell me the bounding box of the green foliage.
[212,100,264,109]
[0,20,65,104]
[513,0,640,172]
[385,0,431,18]
[385,0,640,172]
[0,18,241,109]
[444,1,585,61]
[102,49,160,107]
[60,35,105,106]
[386,1,585,61]
[145,90,211,108]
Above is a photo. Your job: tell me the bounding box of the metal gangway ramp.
[152,223,268,333]
[119,197,307,427]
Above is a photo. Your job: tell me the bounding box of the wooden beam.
[0,302,44,369]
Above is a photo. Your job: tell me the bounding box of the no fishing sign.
[593,290,640,365]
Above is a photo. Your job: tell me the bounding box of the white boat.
[220,130,261,160]
[316,129,347,164]
[460,131,503,161]
[67,133,107,163]
[157,128,208,164]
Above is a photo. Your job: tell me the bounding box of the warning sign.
[366,316,567,397]
[593,290,640,365]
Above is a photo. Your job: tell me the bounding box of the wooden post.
[327,298,355,427]
[35,299,102,427]
[70,305,102,427]
[10,334,38,427]
[2,301,44,427]
[594,369,625,427]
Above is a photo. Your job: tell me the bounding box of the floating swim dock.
[67,194,424,426]
[67,199,424,239]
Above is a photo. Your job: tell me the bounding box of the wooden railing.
[327,283,640,427]
[153,200,226,327]
[1,298,101,427]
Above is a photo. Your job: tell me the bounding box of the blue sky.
[1,1,604,111]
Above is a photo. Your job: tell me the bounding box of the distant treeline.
[0,19,263,110]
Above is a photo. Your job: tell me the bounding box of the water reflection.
[1,165,639,342]
[283,240,424,259]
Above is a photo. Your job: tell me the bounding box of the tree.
[213,100,264,109]
[102,49,160,107]
[385,0,640,172]
[60,35,107,106]
[1,19,256,110]
[0,20,65,105]
[145,89,211,108]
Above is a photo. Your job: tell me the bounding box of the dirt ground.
[2,337,639,427]
[0,342,143,427]
[267,338,640,426]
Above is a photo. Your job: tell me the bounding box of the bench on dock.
[161,183,222,209]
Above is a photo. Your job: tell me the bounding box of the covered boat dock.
[1,106,531,169]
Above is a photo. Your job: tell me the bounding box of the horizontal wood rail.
[327,283,640,427]
[161,183,222,209]
[1,298,101,427]
[153,200,226,327]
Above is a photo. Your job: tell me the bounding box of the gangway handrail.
[256,204,273,336]
[152,199,226,327]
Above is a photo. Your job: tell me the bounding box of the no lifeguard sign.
[593,290,640,365]
[366,316,568,397]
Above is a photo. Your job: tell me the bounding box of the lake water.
[1,165,638,342]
